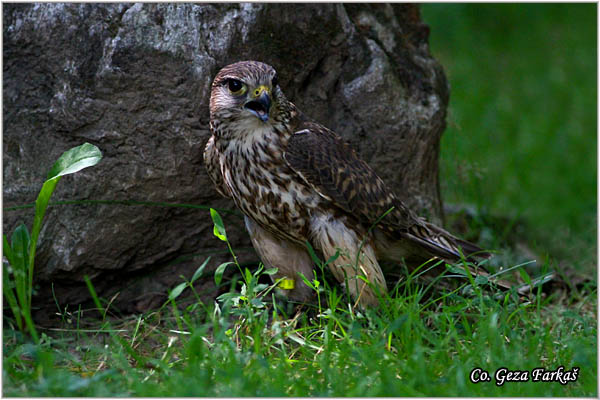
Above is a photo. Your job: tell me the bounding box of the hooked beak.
[244,86,271,122]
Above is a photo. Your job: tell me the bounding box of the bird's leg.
[244,217,316,303]
[310,215,387,307]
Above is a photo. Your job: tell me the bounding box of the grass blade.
[84,275,105,320]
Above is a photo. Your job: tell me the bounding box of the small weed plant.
[3,143,103,342]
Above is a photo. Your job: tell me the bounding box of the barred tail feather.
[400,231,463,261]
[405,222,492,262]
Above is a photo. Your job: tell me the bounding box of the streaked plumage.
[205,61,491,307]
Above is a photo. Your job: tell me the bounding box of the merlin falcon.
[205,60,490,307]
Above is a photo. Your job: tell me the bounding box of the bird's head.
[210,61,286,134]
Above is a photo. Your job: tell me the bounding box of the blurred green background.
[421,4,596,272]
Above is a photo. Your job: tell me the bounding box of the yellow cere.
[253,85,270,98]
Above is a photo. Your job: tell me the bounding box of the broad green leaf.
[191,257,211,283]
[168,282,188,301]
[46,142,103,180]
[474,275,489,285]
[210,208,227,241]
[263,267,278,275]
[214,261,234,285]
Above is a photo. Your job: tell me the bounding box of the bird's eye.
[271,74,278,88]
[227,79,246,95]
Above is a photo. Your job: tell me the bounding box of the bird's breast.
[220,132,320,243]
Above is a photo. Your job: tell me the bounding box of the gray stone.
[2,3,448,318]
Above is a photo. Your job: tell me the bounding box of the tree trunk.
[2,3,449,321]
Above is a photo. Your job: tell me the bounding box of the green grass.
[3,257,596,397]
[422,4,597,269]
[3,4,597,397]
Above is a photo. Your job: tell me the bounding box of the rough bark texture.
[3,3,449,319]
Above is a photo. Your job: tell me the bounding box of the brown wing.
[283,120,490,262]
[283,120,417,233]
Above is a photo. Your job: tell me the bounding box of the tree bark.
[2,3,449,320]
